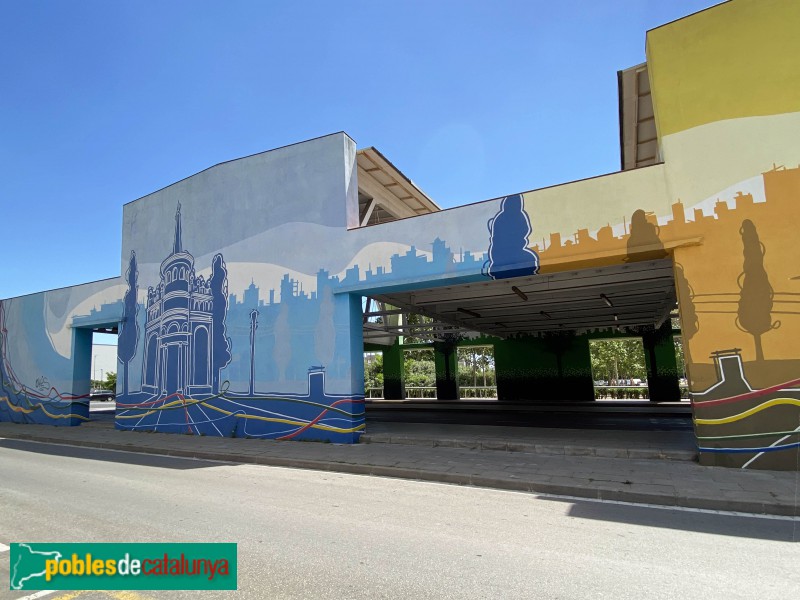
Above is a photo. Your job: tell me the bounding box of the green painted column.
[382,340,405,400]
[642,322,681,402]
[433,342,459,400]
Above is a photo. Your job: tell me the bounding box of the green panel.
[494,333,593,401]
[433,342,459,400]
[642,322,681,402]
[382,340,405,400]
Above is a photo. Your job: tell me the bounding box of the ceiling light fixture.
[511,286,528,301]
[539,311,552,319]
[600,293,613,307]
[457,308,482,318]
[614,314,619,321]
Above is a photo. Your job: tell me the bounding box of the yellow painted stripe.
[110,591,154,600]
[0,396,89,421]
[201,402,365,433]
[51,592,86,600]
[695,398,800,425]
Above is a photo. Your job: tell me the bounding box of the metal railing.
[364,386,498,400]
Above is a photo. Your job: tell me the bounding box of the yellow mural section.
[646,0,800,138]
[518,0,800,468]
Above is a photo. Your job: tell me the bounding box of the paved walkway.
[362,422,696,460]
[0,417,798,518]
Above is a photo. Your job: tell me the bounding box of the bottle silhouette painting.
[626,209,667,261]
[736,219,779,361]
[485,194,539,279]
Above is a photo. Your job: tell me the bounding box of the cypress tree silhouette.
[209,253,232,393]
[736,219,779,361]
[117,251,139,396]
[485,194,539,279]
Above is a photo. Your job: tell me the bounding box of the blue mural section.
[484,194,540,279]
[0,282,125,427]
[0,135,542,439]
[115,204,365,441]
[0,299,89,425]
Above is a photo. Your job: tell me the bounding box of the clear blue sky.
[0,0,719,300]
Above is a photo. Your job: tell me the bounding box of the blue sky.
[0,0,719,300]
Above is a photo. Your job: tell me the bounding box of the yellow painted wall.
[646,0,800,138]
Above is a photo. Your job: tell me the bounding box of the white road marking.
[0,542,10,552]
[531,492,800,521]
[17,591,57,600]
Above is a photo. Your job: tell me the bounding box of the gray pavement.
[0,418,798,517]
[362,422,697,460]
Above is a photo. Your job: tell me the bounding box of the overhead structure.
[364,260,677,341]
[356,147,440,226]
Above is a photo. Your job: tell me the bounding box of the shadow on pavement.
[0,439,235,471]
[545,497,799,542]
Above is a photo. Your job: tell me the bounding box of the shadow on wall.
[626,208,667,262]
[736,219,780,362]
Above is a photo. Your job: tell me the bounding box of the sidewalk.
[0,418,797,518]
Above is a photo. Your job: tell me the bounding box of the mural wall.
[0,278,123,426]
[112,133,537,442]
[1,0,796,468]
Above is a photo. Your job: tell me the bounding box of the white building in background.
[91,343,117,383]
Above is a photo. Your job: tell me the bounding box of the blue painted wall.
[0,132,536,441]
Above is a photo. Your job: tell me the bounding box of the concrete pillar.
[642,321,681,402]
[69,327,92,425]
[433,342,459,400]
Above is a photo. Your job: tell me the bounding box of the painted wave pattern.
[115,371,365,442]
[0,300,90,425]
[694,370,800,467]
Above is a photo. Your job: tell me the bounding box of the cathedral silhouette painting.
[115,203,365,442]
[140,203,229,398]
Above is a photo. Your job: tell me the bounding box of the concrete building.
[1,0,798,470]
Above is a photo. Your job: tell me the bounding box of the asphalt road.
[0,441,797,600]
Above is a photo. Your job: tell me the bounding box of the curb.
[1,431,795,518]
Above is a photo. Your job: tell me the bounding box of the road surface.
[0,440,797,599]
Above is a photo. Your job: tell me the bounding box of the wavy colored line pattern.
[0,396,90,421]
[699,441,800,454]
[697,430,800,441]
[694,398,800,425]
[115,378,366,439]
[0,300,91,426]
[693,376,800,407]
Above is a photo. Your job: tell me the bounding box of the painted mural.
[1,0,797,470]
[0,278,124,426]
[114,202,367,441]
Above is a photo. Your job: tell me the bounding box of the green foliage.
[364,353,384,392]
[91,371,117,392]
[104,371,117,391]
[402,313,434,344]
[594,386,648,400]
[589,339,646,383]
[457,346,495,387]
[674,336,686,378]
[403,349,435,389]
